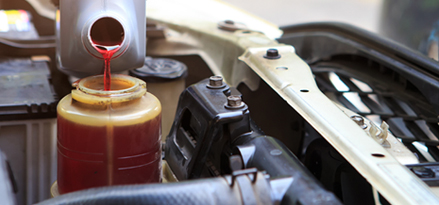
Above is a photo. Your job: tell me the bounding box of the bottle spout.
[89,17,124,47]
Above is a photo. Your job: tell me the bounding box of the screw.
[264,48,281,59]
[224,20,235,25]
[209,76,223,86]
[228,95,242,107]
[218,20,246,32]
[351,115,367,129]
[207,76,225,89]
[226,95,245,109]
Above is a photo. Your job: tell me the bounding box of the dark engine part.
[165,77,341,205]
[165,77,257,179]
[37,170,290,205]
[304,139,389,205]
[233,136,340,205]
[0,57,57,121]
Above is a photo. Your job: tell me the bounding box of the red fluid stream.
[92,44,120,90]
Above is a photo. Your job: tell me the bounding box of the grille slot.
[312,56,439,163]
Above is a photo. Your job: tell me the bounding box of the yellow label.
[4,10,29,24]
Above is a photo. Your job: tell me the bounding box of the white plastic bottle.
[56,0,146,77]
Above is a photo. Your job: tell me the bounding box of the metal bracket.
[230,167,258,187]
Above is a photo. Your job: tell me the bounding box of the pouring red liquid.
[92,44,120,91]
[90,17,125,90]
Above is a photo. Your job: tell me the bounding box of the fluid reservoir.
[57,74,161,194]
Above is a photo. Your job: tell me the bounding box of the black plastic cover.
[165,78,341,204]
[129,57,187,83]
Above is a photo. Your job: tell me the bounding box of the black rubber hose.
[37,177,241,205]
[234,136,342,205]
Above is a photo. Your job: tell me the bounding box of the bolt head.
[224,20,235,25]
[266,49,278,56]
[228,95,241,106]
[264,48,281,59]
[209,76,222,86]
[218,20,246,32]
[207,76,226,89]
[226,95,245,109]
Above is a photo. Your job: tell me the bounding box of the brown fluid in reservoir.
[57,114,161,194]
[81,75,136,91]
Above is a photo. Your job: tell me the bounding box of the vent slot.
[311,59,439,163]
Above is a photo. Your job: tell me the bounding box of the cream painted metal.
[147,0,439,204]
[336,105,419,165]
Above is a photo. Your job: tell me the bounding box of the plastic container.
[130,57,187,139]
[57,74,161,194]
